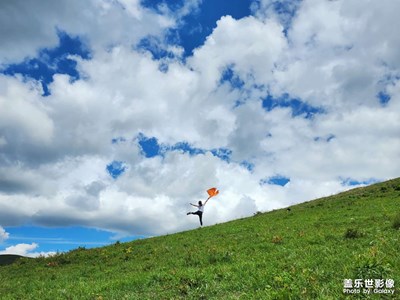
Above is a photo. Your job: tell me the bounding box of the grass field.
[1,178,399,299]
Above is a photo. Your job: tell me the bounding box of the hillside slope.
[0,254,24,266]
[1,178,399,299]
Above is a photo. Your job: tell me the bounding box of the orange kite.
[206,187,219,200]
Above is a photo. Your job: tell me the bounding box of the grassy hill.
[1,178,399,299]
[0,254,24,266]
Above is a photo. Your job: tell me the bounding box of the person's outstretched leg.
[188,211,203,225]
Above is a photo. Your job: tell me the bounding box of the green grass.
[1,178,400,299]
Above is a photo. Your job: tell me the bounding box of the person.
[187,199,209,226]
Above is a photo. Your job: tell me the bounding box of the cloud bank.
[0,0,399,237]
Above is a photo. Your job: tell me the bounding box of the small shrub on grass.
[208,250,234,264]
[178,277,201,296]
[183,254,202,267]
[355,252,392,279]
[124,246,133,254]
[52,253,71,265]
[46,261,59,267]
[15,257,30,265]
[70,246,86,253]
[344,228,361,239]
[392,213,400,230]
[271,235,283,244]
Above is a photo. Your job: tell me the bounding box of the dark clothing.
[189,211,203,226]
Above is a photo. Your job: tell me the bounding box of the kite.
[206,187,219,200]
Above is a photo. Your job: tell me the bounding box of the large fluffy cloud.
[0,0,182,64]
[189,15,287,89]
[0,0,399,238]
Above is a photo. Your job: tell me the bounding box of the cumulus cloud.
[0,243,37,256]
[0,76,54,145]
[0,0,177,64]
[266,0,400,109]
[0,226,9,243]
[189,15,287,90]
[0,0,399,238]
[0,242,55,258]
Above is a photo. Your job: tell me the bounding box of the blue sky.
[1,31,90,96]
[5,226,114,253]
[0,0,399,257]
[1,0,259,256]
[140,0,251,58]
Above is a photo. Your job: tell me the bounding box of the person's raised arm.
[190,203,198,207]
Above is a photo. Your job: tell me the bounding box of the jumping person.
[187,199,210,226]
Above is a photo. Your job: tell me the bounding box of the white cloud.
[264,0,400,110]
[0,76,54,145]
[0,243,38,256]
[190,15,287,89]
[0,226,9,243]
[0,242,55,258]
[0,0,177,64]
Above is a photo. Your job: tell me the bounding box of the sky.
[0,0,399,257]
